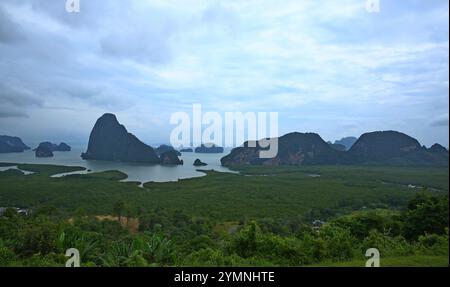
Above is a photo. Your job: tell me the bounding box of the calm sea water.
[0,147,235,183]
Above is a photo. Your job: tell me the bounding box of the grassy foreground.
[311,255,449,267]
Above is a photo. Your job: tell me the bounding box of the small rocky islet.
[193,159,207,167]
[34,142,72,158]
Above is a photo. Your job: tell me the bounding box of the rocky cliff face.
[0,135,30,153]
[347,132,448,166]
[35,144,54,157]
[428,143,448,154]
[155,144,181,156]
[221,131,448,167]
[221,132,347,166]
[57,142,71,151]
[160,150,183,165]
[193,159,207,166]
[349,131,422,163]
[81,113,160,163]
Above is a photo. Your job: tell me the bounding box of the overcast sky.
[0,0,448,147]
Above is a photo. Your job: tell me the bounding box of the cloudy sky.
[0,0,448,147]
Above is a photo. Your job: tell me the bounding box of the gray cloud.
[0,108,28,118]
[0,0,448,146]
[430,115,449,127]
[101,7,178,64]
[0,81,43,107]
[0,82,42,118]
[0,6,25,43]
[29,0,105,28]
[100,31,173,64]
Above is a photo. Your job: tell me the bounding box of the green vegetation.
[310,255,449,267]
[17,164,86,176]
[0,163,448,267]
[1,164,447,220]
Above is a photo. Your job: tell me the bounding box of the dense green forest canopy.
[0,163,448,266]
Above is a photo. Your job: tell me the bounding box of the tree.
[231,221,258,258]
[20,219,59,256]
[113,201,126,222]
[2,208,18,218]
[401,194,449,240]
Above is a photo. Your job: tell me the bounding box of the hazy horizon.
[1,0,448,147]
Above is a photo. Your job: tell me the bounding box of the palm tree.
[113,200,126,223]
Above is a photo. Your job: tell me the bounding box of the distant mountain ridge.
[334,136,357,150]
[221,131,448,167]
[328,142,346,151]
[195,144,224,153]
